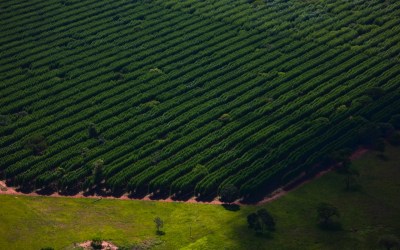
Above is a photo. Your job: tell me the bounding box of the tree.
[92,159,104,186]
[317,202,340,225]
[257,209,276,231]
[219,184,239,204]
[378,235,400,250]
[154,217,164,234]
[88,123,98,138]
[24,134,48,155]
[91,237,103,250]
[338,160,360,191]
[247,209,276,234]
[343,167,360,191]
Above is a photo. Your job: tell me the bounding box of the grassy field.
[0,144,399,250]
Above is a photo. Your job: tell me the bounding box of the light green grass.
[1,145,399,250]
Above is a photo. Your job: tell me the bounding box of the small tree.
[219,184,238,204]
[317,202,340,225]
[92,159,104,186]
[154,217,164,234]
[257,209,276,231]
[378,235,400,250]
[88,123,98,138]
[344,167,360,191]
[247,209,276,234]
[91,237,103,250]
[338,161,360,191]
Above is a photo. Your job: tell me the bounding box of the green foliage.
[1,0,400,200]
[247,209,275,234]
[0,115,10,126]
[91,237,103,249]
[316,202,340,225]
[92,159,104,185]
[23,134,48,156]
[218,113,232,122]
[154,217,164,234]
[1,145,400,249]
[219,184,238,203]
[88,123,98,138]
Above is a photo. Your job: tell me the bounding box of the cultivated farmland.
[0,0,399,201]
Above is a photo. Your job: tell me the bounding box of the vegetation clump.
[24,134,48,156]
[219,184,238,204]
[154,217,164,235]
[218,113,232,122]
[247,209,276,234]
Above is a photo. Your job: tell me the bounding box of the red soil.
[0,148,369,206]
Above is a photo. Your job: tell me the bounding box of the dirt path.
[0,148,369,206]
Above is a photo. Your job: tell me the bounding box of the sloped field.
[0,0,399,200]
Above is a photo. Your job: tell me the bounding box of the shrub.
[218,113,232,122]
[91,237,102,250]
[88,123,98,138]
[219,184,238,203]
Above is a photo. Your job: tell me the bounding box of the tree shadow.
[254,231,274,239]
[222,204,241,212]
[156,231,165,236]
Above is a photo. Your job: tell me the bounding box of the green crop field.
[1,0,400,200]
[0,144,399,250]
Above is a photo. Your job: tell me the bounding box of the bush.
[218,113,232,122]
[351,95,373,108]
[88,123,98,138]
[91,237,103,250]
[219,184,238,203]
[247,209,276,234]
